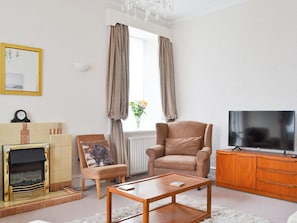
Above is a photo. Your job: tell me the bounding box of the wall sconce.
[73,62,90,72]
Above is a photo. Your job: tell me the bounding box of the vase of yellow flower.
[129,100,148,129]
[135,116,141,129]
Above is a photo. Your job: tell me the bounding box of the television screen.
[228,111,295,151]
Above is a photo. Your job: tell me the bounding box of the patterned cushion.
[80,140,113,168]
[165,137,202,156]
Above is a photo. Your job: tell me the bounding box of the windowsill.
[124,129,155,134]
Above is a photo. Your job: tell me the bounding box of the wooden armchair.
[76,134,127,199]
[146,121,213,178]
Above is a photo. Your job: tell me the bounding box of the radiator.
[128,135,156,175]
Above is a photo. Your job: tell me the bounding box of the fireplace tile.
[0,187,82,217]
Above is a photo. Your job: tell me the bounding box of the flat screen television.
[228,110,295,152]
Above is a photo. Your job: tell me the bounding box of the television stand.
[216,149,297,202]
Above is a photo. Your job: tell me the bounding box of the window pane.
[123,27,162,131]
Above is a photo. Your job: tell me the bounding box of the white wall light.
[73,62,90,72]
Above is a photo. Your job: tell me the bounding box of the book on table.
[169,181,185,187]
[118,185,135,191]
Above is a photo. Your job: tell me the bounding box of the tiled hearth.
[0,122,82,217]
[0,187,82,217]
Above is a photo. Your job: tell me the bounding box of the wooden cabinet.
[216,149,297,202]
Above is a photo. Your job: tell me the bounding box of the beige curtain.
[106,23,129,164]
[159,36,178,121]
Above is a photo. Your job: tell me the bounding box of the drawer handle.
[258,168,297,175]
[258,179,297,188]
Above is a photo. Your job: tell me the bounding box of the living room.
[0,0,296,222]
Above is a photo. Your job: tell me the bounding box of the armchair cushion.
[154,155,196,171]
[81,140,113,168]
[165,137,202,156]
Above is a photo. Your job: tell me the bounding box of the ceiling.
[101,0,249,24]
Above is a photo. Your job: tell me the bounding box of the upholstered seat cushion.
[154,155,196,171]
[82,164,127,179]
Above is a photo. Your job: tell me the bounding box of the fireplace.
[2,143,49,201]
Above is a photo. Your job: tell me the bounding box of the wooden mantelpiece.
[0,122,72,201]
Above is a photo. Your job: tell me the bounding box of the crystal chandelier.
[121,0,174,21]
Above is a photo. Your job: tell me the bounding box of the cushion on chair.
[80,140,113,167]
[165,137,202,156]
[82,164,128,179]
[154,155,196,171]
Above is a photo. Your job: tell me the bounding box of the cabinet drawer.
[257,157,297,172]
[257,180,297,199]
[257,168,297,185]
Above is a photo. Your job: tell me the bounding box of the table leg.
[106,188,112,223]
[171,195,176,203]
[207,182,212,217]
[143,201,149,223]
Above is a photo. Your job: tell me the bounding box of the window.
[122,27,162,131]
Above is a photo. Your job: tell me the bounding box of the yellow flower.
[129,100,148,118]
[141,100,148,107]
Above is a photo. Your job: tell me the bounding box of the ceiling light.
[121,0,174,21]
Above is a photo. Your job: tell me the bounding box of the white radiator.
[128,135,156,175]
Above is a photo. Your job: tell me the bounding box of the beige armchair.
[146,121,213,178]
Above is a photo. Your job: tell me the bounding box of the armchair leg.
[81,178,85,191]
[95,179,101,199]
[121,175,126,183]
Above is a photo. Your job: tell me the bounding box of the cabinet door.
[234,154,256,189]
[216,151,235,185]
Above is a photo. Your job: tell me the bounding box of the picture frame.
[0,43,42,96]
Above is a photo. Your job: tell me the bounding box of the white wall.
[0,0,111,129]
[0,0,113,176]
[171,0,297,167]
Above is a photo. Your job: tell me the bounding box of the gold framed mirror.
[0,43,42,96]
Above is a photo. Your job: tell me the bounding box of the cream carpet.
[68,195,271,223]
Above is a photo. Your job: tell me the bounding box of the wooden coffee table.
[106,173,211,223]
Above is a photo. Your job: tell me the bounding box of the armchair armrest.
[196,147,211,161]
[146,145,165,160]
[146,145,165,176]
[196,147,211,177]
[197,147,211,160]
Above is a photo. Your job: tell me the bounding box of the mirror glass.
[0,43,42,96]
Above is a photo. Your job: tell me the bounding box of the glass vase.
[135,116,141,129]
